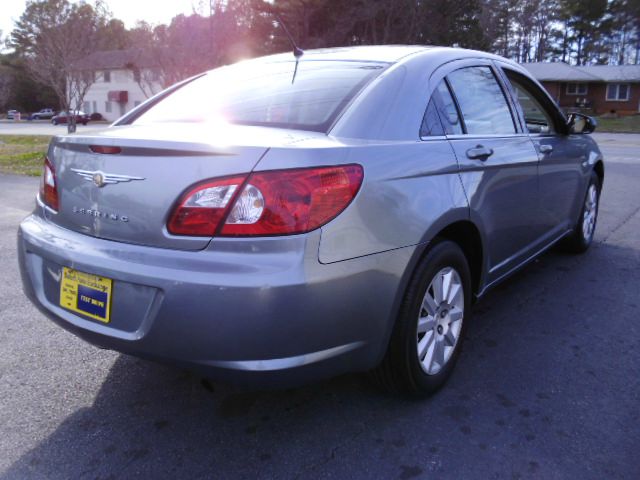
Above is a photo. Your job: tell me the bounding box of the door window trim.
[446,133,533,141]
[442,77,467,134]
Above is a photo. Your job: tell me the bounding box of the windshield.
[130,60,388,132]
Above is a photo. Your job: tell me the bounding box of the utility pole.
[209,1,227,56]
[210,0,215,56]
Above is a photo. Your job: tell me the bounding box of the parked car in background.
[18,46,604,395]
[30,108,56,120]
[51,111,90,125]
[6,110,20,120]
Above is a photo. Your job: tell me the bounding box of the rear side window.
[447,66,516,135]
[420,99,445,137]
[131,60,387,132]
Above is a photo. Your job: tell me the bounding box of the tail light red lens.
[167,165,363,237]
[167,175,248,236]
[89,145,122,154]
[221,165,363,236]
[39,157,59,211]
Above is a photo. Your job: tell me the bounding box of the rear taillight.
[39,157,59,211]
[167,165,363,237]
[221,165,363,236]
[167,175,247,236]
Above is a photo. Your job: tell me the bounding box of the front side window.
[130,60,387,132]
[606,83,630,101]
[447,66,516,135]
[566,83,587,95]
[504,70,556,134]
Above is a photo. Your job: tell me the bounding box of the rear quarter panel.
[255,138,468,263]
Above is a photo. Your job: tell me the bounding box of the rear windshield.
[130,60,388,132]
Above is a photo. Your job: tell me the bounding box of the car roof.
[238,45,511,66]
[258,45,433,63]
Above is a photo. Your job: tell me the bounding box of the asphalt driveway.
[0,133,638,479]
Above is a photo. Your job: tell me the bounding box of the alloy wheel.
[416,267,464,375]
[582,184,598,240]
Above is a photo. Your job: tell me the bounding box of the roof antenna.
[275,14,304,59]
[274,14,303,84]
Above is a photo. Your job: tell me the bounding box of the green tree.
[417,0,489,49]
[608,0,640,64]
[557,0,608,65]
[481,0,519,57]
[97,18,131,50]
[0,52,58,112]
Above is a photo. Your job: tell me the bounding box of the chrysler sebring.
[18,46,603,395]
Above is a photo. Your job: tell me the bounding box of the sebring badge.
[71,168,145,188]
[72,206,129,222]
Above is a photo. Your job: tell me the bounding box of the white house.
[75,48,162,122]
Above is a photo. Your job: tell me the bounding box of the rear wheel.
[561,171,600,253]
[371,240,471,396]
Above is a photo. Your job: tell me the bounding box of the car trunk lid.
[44,123,314,250]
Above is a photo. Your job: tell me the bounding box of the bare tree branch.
[10,0,108,132]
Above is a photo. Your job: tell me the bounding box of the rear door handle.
[539,144,553,154]
[466,145,494,161]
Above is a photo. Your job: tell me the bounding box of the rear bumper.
[18,214,415,387]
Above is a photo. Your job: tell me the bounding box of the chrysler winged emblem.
[71,168,145,188]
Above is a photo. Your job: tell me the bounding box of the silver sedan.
[18,46,603,395]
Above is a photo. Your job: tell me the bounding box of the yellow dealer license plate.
[60,267,112,323]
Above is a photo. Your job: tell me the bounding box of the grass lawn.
[595,115,640,133]
[0,135,51,176]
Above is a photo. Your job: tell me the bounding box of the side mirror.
[567,113,597,134]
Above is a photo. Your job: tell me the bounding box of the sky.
[1,0,205,46]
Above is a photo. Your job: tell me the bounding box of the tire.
[561,171,601,254]
[371,240,472,396]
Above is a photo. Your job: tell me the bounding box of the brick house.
[522,62,640,116]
